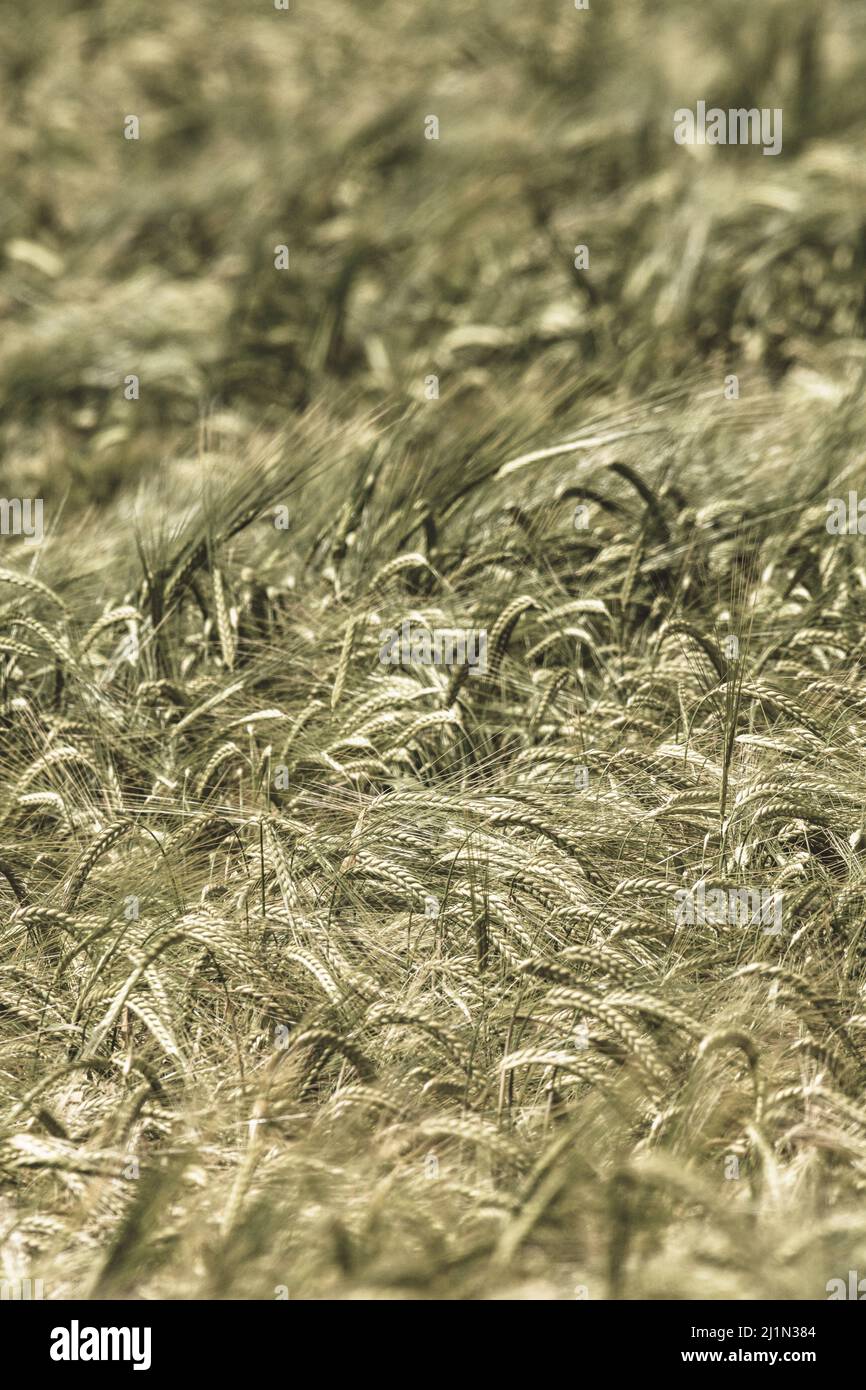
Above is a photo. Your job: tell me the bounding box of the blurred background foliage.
[0,0,864,504]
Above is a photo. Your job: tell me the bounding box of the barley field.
[2,0,866,1302]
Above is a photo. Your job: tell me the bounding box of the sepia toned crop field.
[2,0,866,1301]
